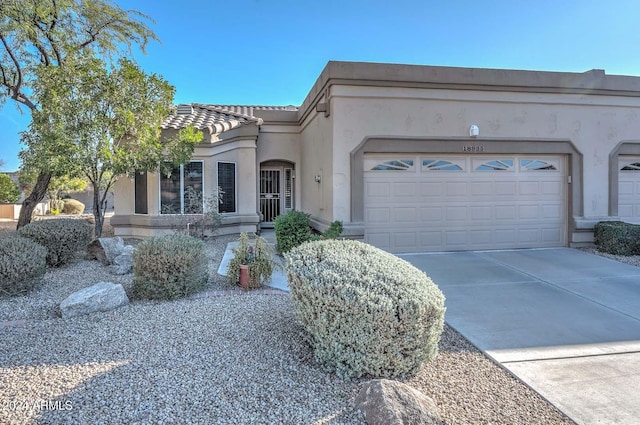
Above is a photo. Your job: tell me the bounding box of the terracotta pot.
[239,265,249,290]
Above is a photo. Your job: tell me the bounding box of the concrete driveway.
[400,248,640,425]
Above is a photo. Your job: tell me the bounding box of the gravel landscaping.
[0,228,578,424]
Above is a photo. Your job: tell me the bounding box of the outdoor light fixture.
[314,175,321,183]
[469,125,480,137]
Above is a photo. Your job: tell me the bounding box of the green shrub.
[322,220,343,239]
[0,237,47,297]
[133,234,207,300]
[286,239,446,379]
[18,218,92,267]
[62,199,85,215]
[594,221,640,255]
[274,210,312,253]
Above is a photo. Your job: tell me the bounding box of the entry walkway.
[400,248,640,425]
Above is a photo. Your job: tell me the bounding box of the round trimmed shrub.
[594,221,640,255]
[286,239,446,379]
[62,199,85,215]
[133,233,207,300]
[18,218,92,267]
[0,237,47,297]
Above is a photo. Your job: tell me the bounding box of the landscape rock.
[60,282,129,319]
[98,237,126,265]
[355,379,443,425]
[86,239,107,263]
[109,252,134,275]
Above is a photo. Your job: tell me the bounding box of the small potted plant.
[227,232,276,289]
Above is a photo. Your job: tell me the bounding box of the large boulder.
[60,282,129,319]
[355,379,443,425]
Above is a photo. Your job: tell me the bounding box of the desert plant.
[62,199,85,215]
[0,236,47,297]
[227,232,276,289]
[274,210,312,253]
[18,218,92,266]
[594,221,640,255]
[133,233,207,300]
[286,239,446,379]
[49,199,64,215]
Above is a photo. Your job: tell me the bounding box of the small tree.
[0,174,20,203]
[22,56,203,237]
[0,0,158,229]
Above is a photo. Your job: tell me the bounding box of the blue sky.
[1,0,639,171]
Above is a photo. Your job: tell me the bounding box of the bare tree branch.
[0,33,24,101]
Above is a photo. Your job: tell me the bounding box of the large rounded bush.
[18,218,92,267]
[133,234,207,300]
[0,237,47,297]
[62,199,85,215]
[286,239,446,379]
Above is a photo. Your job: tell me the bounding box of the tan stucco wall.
[299,100,334,222]
[256,125,301,210]
[113,133,260,237]
[327,85,640,233]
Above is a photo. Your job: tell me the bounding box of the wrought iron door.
[260,169,281,223]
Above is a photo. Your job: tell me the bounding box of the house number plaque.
[462,145,485,152]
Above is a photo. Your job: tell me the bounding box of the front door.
[260,169,281,225]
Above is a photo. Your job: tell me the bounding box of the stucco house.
[111,61,640,253]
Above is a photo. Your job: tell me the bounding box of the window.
[520,159,557,171]
[134,172,148,214]
[284,168,293,210]
[422,159,463,171]
[475,159,513,171]
[218,162,236,213]
[621,162,640,171]
[160,161,204,214]
[371,159,414,171]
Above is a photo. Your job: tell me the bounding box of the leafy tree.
[22,56,203,237]
[0,173,20,203]
[0,0,157,229]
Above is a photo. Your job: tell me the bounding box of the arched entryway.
[259,160,295,227]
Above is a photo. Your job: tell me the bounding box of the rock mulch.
[0,234,576,424]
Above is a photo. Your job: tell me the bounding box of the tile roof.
[161,104,268,134]
[162,104,300,134]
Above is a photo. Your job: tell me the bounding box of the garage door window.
[520,159,557,171]
[621,162,640,171]
[475,159,513,171]
[422,159,463,171]
[370,159,414,171]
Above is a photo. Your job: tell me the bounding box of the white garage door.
[618,156,640,224]
[364,155,567,253]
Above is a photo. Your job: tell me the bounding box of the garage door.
[364,155,567,253]
[618,156,640,224]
